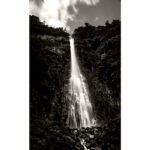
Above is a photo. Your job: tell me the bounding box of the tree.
[105,20,110,26]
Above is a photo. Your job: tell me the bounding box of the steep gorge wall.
[30,16,121,150]
[30,15,120,125]
[30,16,70,126]
[73,21,121,123]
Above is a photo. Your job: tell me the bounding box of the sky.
[30,0,120,32]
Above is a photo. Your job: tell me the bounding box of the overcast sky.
[30,0,120,32]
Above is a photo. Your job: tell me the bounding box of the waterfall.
[67,37,95,128]
[80,138,88,150]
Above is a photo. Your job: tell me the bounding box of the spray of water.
[80,138,88,150]
[67,37,95,128]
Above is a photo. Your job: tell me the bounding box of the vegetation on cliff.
[30,15,120,150]
[30,15,70,125]
[73,21,120,122]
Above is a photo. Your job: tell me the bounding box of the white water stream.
[67,37,95,128]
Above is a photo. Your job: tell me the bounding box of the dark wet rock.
[63,135,76,144]
[30,118,120,150]
[30,16,120,150]
[75,143,84,150]
[73,20,120,124]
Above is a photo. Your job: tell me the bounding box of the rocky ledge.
[30,118,120,150]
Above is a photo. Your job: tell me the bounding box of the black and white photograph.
[30,0,120,150]
[1,0,150,150]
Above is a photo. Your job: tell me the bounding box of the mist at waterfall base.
[67,37,96,128]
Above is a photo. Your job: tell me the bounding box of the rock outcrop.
[73,21,121,123]
[30,16,120,150]
[30,15,70,126]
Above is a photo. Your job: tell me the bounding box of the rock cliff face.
[73,21,120,123]
[30,16,120,150]
[30,15,70,126]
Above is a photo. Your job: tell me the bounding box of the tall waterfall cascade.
[67,37,95,128]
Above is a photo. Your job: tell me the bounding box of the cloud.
[30,0,100,31]
[30,0,43,7]
[94,16,99,21]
